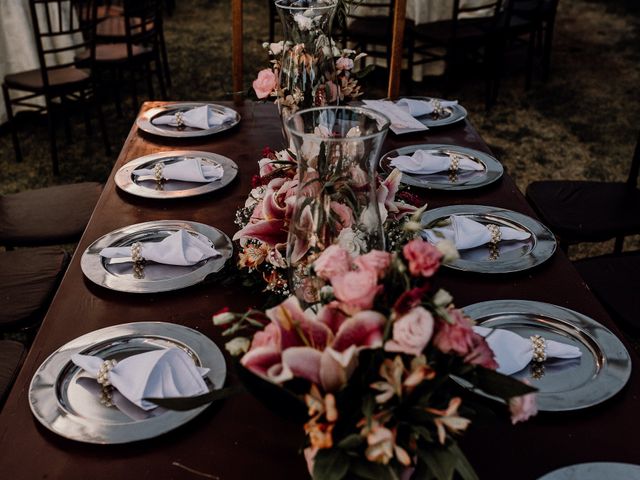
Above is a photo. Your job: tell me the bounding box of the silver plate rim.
[28,321,227,444]
[421,205,557,273]
[136,102,241,138]
[380,144,504,190]
[80,220,233,293]
[398,97,468,127]
[114,150,238,199]
[462,300,632,412]
[538,462,640,480]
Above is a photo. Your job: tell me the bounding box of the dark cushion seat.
[0,247,68,328]
[4,67,89,92]
[0,340,26,407]
[0,182,102,247]
[77,43,149,63]
[574,251,640,331]
[526,181,640,244]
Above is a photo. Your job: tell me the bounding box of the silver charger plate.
[461,300,631,411]
[421,205,556,273]
[380,144,503,190]
[81,220,233,293]
[397,97,467,128]
[136,102,240,138]
[538,462,640,480]
[29,322,227,444]
[114,150,238,199]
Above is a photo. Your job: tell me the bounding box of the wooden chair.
[79,0,168,114]
[411,0,504,108]
[1,0,110,174]
[526,132,640,253]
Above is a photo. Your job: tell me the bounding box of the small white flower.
[433,289,453,308]
[269,41,284,55]
[294,13,313,30]
[212,311,236,326]
[436,239,460,263]
[337,227,368,256]
[225,337,251,356]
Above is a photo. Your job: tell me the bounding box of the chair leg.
[614,236,624,254]
[155,56,167,100]
[542,17,556,81]
[159,30,172,88]
[144,63,155,99]
[45,97,60,175]
[80,88,92,136]
[525,30,536,90]
[2,84,23,163]
[129,68,139,113]
[60,96,72,144]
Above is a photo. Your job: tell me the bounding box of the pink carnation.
[313,245,351,281]
[433,308,475,356]
[331,268,380,310]
[402,239,443,278]
[253,69,277,99]
[464,333,498,370]
[354,250,392,279]
[385,306,434,356]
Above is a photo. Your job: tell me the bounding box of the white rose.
[225,337,251,356]
[269,41,284,55]
[436,239,460,263]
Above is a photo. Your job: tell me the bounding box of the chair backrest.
[628,132,640,188]
[501,0,545,28]
[451,0,504,36]
[29,0,98,88]
[122,0,161,55]
[344,0,397,41]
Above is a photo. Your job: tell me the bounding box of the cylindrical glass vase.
[284,106,391,306]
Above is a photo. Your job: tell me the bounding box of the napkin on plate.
[362,99,428,135]
[100,229,221,266]
[390,149,484,175]
[422,215,531,250]
[132,157,224,183]
[396,98,458,117]
[72,348,210,410]
[473,326,582,375]
[152,105,235,129]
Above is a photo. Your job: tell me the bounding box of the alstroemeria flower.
[426,397,471,445]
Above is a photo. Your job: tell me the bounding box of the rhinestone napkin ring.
[449,153,461,173]
[96,359,117,387]
[153,163,164,182]
[531,335,547,362]
[175,111,185,129]
[486,224,502,245]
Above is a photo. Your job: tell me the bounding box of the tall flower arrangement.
[215,239,537,480]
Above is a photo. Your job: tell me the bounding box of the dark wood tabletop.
[1,102,638,480]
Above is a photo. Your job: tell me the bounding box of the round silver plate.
[421,205,556,273]
[462,300,631,412]
[398,97,467,128]
[538,462,640,480]
[380,144,503,190]
[29,322,227,444]
[81,220,233,293]
[114,150,238,200]
[136,102,240,138]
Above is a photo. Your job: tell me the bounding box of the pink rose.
[509,382,538,424]
[253,69,277,99]
[403,239,443,278]
[433,308,475,356]
[313,245,352,281]
[331,268,380,309]
[336,57,354,71]
[354,250,392,279]
[385,307,434,356]
[464,333,498,370]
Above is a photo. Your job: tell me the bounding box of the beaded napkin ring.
[486,224,502,245]
[530,335,547,362]
[432,99,444,118]
[131,242,144,263]
[96,359,117,387]
[175,111,185,129]
[153,163,164,183]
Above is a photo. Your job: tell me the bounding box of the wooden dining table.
[0,101,638,480]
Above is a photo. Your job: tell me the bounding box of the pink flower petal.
[332,310,385,352]
[240,345,282,376]
[233,219,288,246]
[282,347,323,385]
[266,297,334,349]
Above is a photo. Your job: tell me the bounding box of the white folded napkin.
[390,149,484,175]
[423,215,531,250]
[396,98,458,117]
[152,105,235,129]
[72,348,210,410]
[100,229,221,266]
[473,326,582,375]
[133,157,224,183]
[362,99,428,135]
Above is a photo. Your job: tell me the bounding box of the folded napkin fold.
[72,348,210,410]
[152,105,235,130]
[133,157,224,183]
[422,215,531,250]
[100,229,221,266]
[390,149,484,175]
[473,326,582,375]
[396,98,458,117]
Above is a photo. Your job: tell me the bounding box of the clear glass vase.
[275,0,338,132]
[284,106,391,306]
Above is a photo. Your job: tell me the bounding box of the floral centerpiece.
[233,146,420,298]
[216,238,537,480]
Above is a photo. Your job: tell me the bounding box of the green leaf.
[145,385,244,411]
[337,433,364,450]
[313,449,350,480]
[450,443,479,480]
[411,425,434,443]
[467,368,537,401]
[350,459,395,480]
[416,445,456,480]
